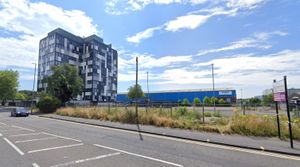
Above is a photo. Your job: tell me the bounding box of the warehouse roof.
[118,88,235,95]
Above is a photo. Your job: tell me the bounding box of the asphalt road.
[0,111,299,167]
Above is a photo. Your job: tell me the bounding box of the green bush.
[177,107,187,115]
[37,95,61,113]
[213,111,221,117]
[204,112,212,117]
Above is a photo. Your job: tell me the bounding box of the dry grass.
[56,107,300,140]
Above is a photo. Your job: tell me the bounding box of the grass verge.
[56,106,300,140]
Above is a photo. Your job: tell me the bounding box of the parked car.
[11,107,29,117]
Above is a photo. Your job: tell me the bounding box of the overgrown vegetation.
[56,106,300,140]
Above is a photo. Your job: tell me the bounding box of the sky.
[0,0,300,98]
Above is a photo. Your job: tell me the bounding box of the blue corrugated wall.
[117,90,236,104]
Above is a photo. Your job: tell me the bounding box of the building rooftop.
[118,88,235,95]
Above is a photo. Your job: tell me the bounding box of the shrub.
[177,107,187,115]
[37,95,61,113]
[213,110,221,117]
[230,115,278,137]
[204,112,212,117]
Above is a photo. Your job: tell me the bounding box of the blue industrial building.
[117,89,237,104]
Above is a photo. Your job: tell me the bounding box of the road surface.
[0,110,299,167]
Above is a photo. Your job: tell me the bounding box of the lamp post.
[135,57,139,124]
[211,63,216,112]
[147,71,150,112]
[31,63,37,114]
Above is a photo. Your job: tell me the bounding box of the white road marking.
[94,144,183,167]
[39,116,300,161]
[0,129,23,132]
[28,143,84,154]
[0,122,7,126]
[9,133,41,137]
[3,137,24,155]
[42,132,81,142]
[15,136,58,143]
[32,163,40,167]
[11,125,35,132]
[50,152,121,167]
[0,133,2,136]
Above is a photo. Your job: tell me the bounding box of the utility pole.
[135,57,139,124]
[31,63,37,114]
[211,63,216,112]
[147,71,150,112]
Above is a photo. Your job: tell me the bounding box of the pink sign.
[274,92,286,102]
[273,80,286,102]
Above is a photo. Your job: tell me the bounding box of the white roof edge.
[118,88,235,95]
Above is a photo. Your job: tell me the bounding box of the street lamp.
[211,63,216,112]
[146,71,150,112]
[31,63,37,114]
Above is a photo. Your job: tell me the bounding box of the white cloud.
[117,50,192,81]
[226,0,266,9]
[196,31,287,56]
[140,50,300,97]
[105,0,209,15]
[164,14,211,32]
[194,50,300,85]
[106,0,266,15]
[127,7,237,43]
[253,31,288,40]
[120,52,191,69]
[126,26,162,44]
[0,0,99,69]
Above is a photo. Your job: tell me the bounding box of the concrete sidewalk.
[39,114,300,156]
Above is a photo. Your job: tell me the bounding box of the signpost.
[273,80,281,139]
[273,76,293,148]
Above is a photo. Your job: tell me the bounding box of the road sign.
[273,80,286,102]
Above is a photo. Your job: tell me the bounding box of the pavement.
[0,108,300,167]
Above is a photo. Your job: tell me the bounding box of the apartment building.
[37,28,118,102]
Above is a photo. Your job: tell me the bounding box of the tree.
[203,96,211,105]
[218,98,226,104]
[0,70,19,105]
[45,64,83,104]
[127,84,144,100]
[182,98,190,106]
[19,90,36,100]
[262,94,273,106]
[249,97,261,106]
[193,97,201,106]
[15,92,27,100]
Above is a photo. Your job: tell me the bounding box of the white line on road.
[15,136,58,143]
[28,143,84,154]
[3,137,24,155]
[39,116,300,161]
[11,125,35,132]
[0,129,23,132]
[32,163,40,167]
[50,152,121,167]
[0,122,7,126]
[9,133,41,137]
[42,132,81,142]
[94,144,183,167]
[0,133,2,136]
